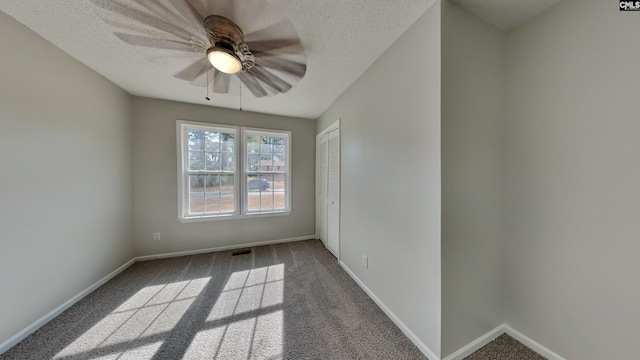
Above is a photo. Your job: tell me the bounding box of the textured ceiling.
[0,0,434,119]
[450,0,562,31]
[0,0,563,119]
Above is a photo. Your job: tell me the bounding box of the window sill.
[178,211,292,223]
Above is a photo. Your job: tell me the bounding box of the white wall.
[318,2,442,357]
[132,97,316,256]
[441,1,506,357]
[0,11,134,346]
[504,0,640,358]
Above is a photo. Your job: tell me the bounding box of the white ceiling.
[0,0,561,119]
[0,0,434,119]
[450,0,562,31]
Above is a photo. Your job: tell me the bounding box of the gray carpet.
[464,334,546,360]
[1,240,426,360]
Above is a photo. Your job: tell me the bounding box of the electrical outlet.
[362,254,368,268]
[153,232,161,241]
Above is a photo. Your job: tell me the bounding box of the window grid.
[183,125,237,217]
[244,131,289,214]
[178,121,290,221]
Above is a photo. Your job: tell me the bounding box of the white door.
[326,129,340,257]
[317,137,328,245]
[316,120,340,258]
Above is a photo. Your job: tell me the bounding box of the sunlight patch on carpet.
[183,264,284,359]
[53,277,211,359]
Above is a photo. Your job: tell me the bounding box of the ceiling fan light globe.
[207,47,242,74]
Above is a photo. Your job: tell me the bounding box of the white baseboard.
[504,325,566,360]
[1,236,566,360]
[0,258,136,355]
[442,324,565,360]
[0,235,317,355]
[339,261,440,360]
[442,325,505,360]
[135,235,316,261]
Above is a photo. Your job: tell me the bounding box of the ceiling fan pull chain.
[240,81,243,111]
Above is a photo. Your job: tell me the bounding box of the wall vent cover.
[232,249,251,256]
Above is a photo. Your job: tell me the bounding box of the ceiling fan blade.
[254,56,307,78]
[135,1,195,31]
[114,33,197,53]
[245,39,303,55]
[213,70,231,94]
[249,65,292,93]
[244,20,296,41]
[166,0,205,27]
[174,59,208,81]
[92,0,194,40]
[189,68,211,87]
[237,73,269,98]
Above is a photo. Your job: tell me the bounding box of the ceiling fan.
[91,0,307,99]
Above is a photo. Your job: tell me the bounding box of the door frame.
[316,119,340,260]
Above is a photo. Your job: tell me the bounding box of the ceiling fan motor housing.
[204,15,244,54]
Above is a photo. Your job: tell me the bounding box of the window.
[244,129,290,214]
[177,121,290,221]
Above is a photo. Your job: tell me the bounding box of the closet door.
[317,136,329,245]
[326,129,340,257]
[316,120,340,259]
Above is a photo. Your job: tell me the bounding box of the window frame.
[177,120,291,222]
[242,127,292,216]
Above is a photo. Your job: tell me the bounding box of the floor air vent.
[232,249,251,256]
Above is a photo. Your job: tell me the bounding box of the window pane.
[273,154,286,172]
[205,192,220,213]
[189,193,205,214]
[274,143,285,155]
[205,132,220,152]
[205,174,219,193]
[247,135,260,154]
[258,154,273,172]
[260,141,272,154]
[205,175,220,214]
[247,175,262,213]
[222,152,234,171]
[221,133,235,152]
[273,174,286,211]
[248,154,260,172]
[189,151,204,171]
[247,174,284,213]
[189,175,205,214]
[261,174,275,212]
[205,152,221,171]
[260,192,274,212]
[220,175,235,213]
[188,130,204,151]
[247,175,267,192]
[200,174,235,215]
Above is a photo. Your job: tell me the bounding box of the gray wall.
[441,1,506,357]
[0,11,134,346]
[318,3,442,356]
[132,97,316,256]
[504,0,640,358]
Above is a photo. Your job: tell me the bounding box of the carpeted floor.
[1,239,544,360]
[1,240,425,360]
[464,334,546,360]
